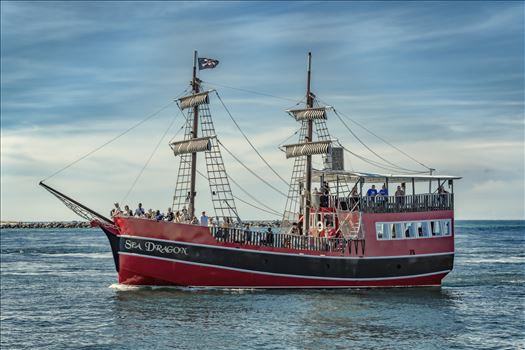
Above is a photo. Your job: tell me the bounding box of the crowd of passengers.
[312,181,450,208]
[111,202,217,226]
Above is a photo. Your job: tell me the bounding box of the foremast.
[171,51,239,224]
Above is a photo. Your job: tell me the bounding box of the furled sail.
[288,107,327,121]
[170,137,212,156]
[177,91,210,110]
[284,140,331,158]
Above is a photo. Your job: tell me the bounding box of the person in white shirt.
[200,211,209,226]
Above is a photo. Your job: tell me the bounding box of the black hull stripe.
[119,234,454,260]
[119,252,451,281]
[119,236,454,279]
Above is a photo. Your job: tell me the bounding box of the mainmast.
[189,50,200,219]
[282,53,332,234]
[304,52,313,236]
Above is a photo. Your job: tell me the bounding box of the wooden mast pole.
[303,52,313,236]
[190,50,199,219]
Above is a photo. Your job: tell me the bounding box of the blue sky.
[1,1,524,221]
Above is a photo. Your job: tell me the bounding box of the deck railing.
[209,227,364,254]
[358,193,454,213]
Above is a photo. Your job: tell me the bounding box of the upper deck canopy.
[311,169,461,183]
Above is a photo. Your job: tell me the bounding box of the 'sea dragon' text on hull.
[41,52,460,288]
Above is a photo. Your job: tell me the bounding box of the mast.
[304,52,313,236]
[190,50,199,219]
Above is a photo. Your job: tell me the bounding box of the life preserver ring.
[317,221,324,231]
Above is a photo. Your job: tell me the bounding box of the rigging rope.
[203,81,299,103]
[317,97,431,171]
[217,139,288,198]
[178,157,282,217]
[42,89,189,182]
[214,91,290,187]
[338,142,427,174]
[332,109,426,173]
[121,109,184,204]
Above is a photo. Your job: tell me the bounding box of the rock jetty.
[0,221,92,229]
[0,220,281,229]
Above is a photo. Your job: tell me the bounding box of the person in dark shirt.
[134,203,145,217]
[165,208,174,221]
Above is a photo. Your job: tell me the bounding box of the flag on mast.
[198,58,219,70]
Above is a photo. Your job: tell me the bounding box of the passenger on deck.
[395,186,405,205]
[111,203,122,218]
[165,208,174,221]
[191,216,199,225]
[321,181,330,195]
[134,203,145,217]
[175,211,182,222]
[366,185,378,201]
[288,222,300,235]
[243,223,252,243]
[379,185,388,197]
[263,227,274,246]
[155,210,164,221]
[146,209,154,219]
[182,208,191,222]
[312,188,321,210]
[438,185,449,194]
[123,205,132,216]
[200,211,209,226]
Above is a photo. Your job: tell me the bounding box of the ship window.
[416,222,423,237]
[375,220,452,240]
[443,220,451,236]
[421,222,430,237]
[376,223,384,239]
[383,224,391,239]
[409,222,417,238]
[390,224,397,238]
[395,224,404,239]
[432,221,442,236]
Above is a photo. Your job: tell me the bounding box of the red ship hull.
[96,210,455,288]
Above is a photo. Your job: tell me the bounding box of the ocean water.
[1,221,523,350]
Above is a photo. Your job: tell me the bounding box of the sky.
[1,1,524,221]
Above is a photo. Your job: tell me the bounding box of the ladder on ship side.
[282,111,338,228]
[172,112,194,212]
[282,121,308,228]
[199,103,239,224]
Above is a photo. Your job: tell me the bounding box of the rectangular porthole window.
[395,223,404,239]
[431,221,442,236]
[375,220,453,240]
[376,223,384,239]
[443,220,451,236]
[409,222,417,238]
[416,222,423,237]
[422,222,430,237]
[390,224,397,239]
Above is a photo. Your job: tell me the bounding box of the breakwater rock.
[1,221,92,229]
[0,220,281,229]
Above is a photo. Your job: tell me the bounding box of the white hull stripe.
[119,251,451,281]
[119,234,455,260]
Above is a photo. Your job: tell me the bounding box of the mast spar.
[190,50,199,219]
[304,52,313,236]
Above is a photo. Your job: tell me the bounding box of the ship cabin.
[305,170,460,239]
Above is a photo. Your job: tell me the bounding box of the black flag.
[198,58,219,70]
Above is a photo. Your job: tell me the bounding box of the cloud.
[1,1,524,220]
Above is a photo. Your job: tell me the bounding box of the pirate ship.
[41,52,460,288]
